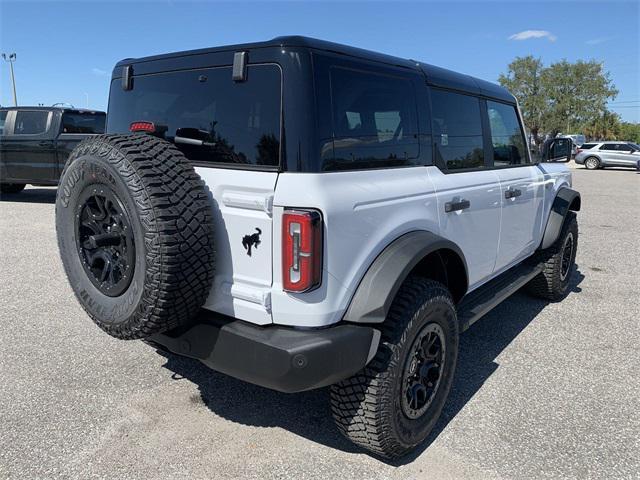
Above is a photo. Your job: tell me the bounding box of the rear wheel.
[330,278,458,459]
[0,183,26,194]
[584,156,600,170]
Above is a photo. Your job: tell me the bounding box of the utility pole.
[1,53,18,106]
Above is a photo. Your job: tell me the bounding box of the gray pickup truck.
[0,106,106,193]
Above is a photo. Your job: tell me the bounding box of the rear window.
[13,110,50,135]
[324,67,420,171]
[62,112,106,134]
[580,143,597,150]
[107,64,281,167]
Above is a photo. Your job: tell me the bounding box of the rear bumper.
[148,312,380,393]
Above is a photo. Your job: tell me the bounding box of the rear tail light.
[282,209,323,292]
[130,121,155,133]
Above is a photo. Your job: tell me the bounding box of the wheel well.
[409,249,467,304]
[569,196,581,211]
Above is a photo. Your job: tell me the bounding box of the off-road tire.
[56,134,215,339]
[0,183,26,194]
[584,156,600,170]
[526,212,578,301]
[330,278,458,459]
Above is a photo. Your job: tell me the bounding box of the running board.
[457,262,543,331]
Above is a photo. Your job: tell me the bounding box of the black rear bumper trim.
[149,312,378,393]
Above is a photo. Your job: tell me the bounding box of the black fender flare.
[343,231,468,324]
[540,187,581,250]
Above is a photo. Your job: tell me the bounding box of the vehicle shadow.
[0,187,57,204]
[156,267,585,464]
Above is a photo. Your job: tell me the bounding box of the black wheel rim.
[560,232,574,281]
[75,185,135,297]
[401,323,446,419]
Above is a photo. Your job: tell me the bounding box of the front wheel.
[330,278,458,459]
[527,212,578,301]
[0,183,26,194]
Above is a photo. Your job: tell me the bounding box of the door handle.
[445,199,471,213]
[505,188,522,199]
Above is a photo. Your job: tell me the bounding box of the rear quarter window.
[107,64,282,168]
[579,143,597,150]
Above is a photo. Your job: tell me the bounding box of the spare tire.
[56,134,215,340]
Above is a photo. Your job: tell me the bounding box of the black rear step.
[457,261,543,331]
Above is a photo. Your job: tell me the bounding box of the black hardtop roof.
[114,35,515,103]
[0,106,105,114]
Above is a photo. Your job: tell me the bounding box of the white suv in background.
[575,141,640,169]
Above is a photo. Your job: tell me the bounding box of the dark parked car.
[0,106,106,193]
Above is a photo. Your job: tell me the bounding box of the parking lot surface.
[1,167,638,480]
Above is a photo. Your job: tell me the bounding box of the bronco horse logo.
[242,228,262,256]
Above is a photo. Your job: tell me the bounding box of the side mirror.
[542,138,572,162]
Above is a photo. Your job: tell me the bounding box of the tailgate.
[197,167,278,325]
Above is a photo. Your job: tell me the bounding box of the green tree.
[498,56,545,145]
[541,60,617,136]
[617,122,640,143]
[583,111,621,140]
[499,57,618,142]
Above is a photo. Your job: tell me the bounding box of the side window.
[13,110,50,135]
[487,101,528,166]
[599,144,616,151]
[62,112,106,134]
[326,67,420,171]
[0,111,7,135]
[431,89,484,170]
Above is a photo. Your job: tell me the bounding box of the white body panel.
[196,161,572,329]
[196,167,277,325]
[272,168,440,327]
[427,168,502,289]
[494,166,545,273]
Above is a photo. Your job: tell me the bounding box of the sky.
[0,0,638,123]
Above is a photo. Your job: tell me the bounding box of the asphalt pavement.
[1,167,638,479]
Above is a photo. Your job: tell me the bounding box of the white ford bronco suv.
[55,37,580,459]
